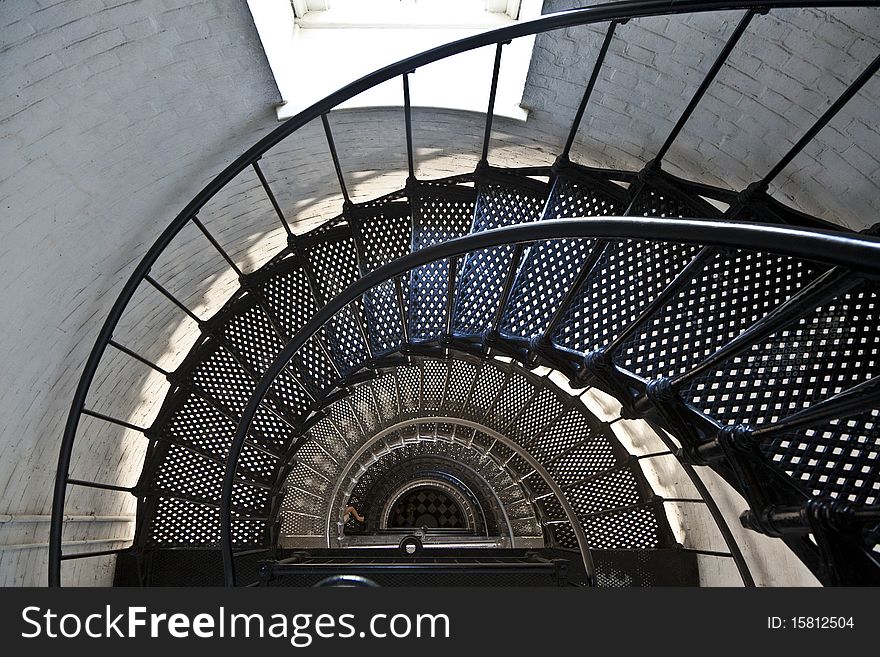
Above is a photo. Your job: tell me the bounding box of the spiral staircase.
[50,0,880,587]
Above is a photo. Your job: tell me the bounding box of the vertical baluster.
[321,113,351,204]
[394,275,410,347]
[80,408,147,433]
[480,42,506,166]
[145,274,203,325]
[561,21,618,159]
[653,10,757,164]
[490,243,526,336]
[403,72,416,180]
[758,51,880,189]
[108,339,170,377]
[253,160,293,237]
[191,215,243,278]
[444,255,460,340]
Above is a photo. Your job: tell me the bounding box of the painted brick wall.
[0,0,280,585]
[2,0,875,585]
[525,1,880,230]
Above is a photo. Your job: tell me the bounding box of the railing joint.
[638,158,661,181]
[551,154,571,176]
[734,180,769,208]
[740,499,868,539]
[481,328,501,356]
[632,377,676,416]
[164,368,183,387]
[579,348,611,380]
[691,423,756,465]
[577,349,640,415]
[526,335,550,367]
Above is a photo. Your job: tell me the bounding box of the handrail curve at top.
[50,0,880,585]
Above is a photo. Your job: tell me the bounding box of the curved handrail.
[220,216,880,584]
[50,0,880,585]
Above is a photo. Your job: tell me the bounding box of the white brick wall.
[525,1,880,229]
[0,0,279,585]
[1,0,876,585]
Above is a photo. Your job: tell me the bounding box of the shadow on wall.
[44,106,563,586]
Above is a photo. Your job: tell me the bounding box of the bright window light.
[248,0,541,120]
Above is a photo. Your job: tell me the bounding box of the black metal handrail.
[50,0,880,585]
[220,217,880,584]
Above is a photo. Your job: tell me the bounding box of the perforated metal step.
[453,173,549,336]
[614,250,830,380]
[682,279,880,428]
[299,225,370,376]
[501,172,625,339]
[352,201,412,356]
[409,183,477,342]
[127,168,878,584]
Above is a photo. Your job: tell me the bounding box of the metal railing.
[50,0,880,585]
[220,217,880,584]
